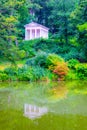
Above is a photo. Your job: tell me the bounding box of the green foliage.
[20,38,81,61]
[19,40,37,57]
[0,64,56,81]
[26,52,69,81]
[0,0,87,82]
[26,51,48,67]
[0,71,9,81]
[0,0,31,62]
[18,50,26,59]
[65,70,78,80]
[31,66,56,81]
[75,64,87,79]
[67,58,87,79]
[17,65,56,81]
[64,48,79,61]
[26,52,64,69]
[71,0,87,61]
[1,0,87,63]
[44,53,69,80]
[46,54,64,67]
[17,66,33,81]
[4,67,18,76]
[77,23,87,31]
[20,39,60,55]
[68,59,79,69]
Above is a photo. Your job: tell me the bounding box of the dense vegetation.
[0,0,87,81]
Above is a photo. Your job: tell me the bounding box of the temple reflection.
[24,104,48,119]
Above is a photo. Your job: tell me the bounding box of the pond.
[0,80,87,130]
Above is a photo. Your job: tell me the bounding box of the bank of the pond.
[0,58,87,82]
[0,66,87,82]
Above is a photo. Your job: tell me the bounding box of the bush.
[26,51,48,67]
[17,65,33,81]
[75,64,87,79]
[32,66,57,81]
[4,67,18,76]
[68,59,79,69]
[20,39,68,55]
[0,72,9,81]
[43,53,69,80]
[32,38,60,53]
[19,39,38,58]
[17,65,56,81]
[18,50,26,59]
[20,38,81,61]
[46,54,64,67]
[53,62,69,80]
[65,70,78,80]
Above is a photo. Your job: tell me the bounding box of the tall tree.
[48,0,79,44]
[0,0,31,62]
[71,0,87,61]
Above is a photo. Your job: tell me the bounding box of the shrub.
[68,59,79,69]
[17,65,56,81]
[26,51,48,67]
[20,38,82,61]
[31,66,45,81]
[46,54,64,67]
[4,67,18,76]
[75,64,87,79]
[20,38,69,55]
[17,65,33,81]
[32,38,60,53]
[45,54,69,80]
[53,62,69,80]
[19,39,40,58]
[0,72,9,81]
[32,66,57,81]
[18,50,26,59]
[65,70,78,80]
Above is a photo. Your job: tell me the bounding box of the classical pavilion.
[24,22,49,40]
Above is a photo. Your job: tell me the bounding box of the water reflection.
[49,85,68,100]
[24,104,48,119]
[0,81,87,130]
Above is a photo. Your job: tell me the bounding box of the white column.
[40,29,41,38]
[25,29,27,40]
[30,29,32,40]
[47,30,49,39]
[35,29,37,38]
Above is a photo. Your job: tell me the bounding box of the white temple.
[24,22,49,40]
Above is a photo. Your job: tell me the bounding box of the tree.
[48,0,79,44]
[71,0,87,61]
[0,0,31,62]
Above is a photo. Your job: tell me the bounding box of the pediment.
[25,22,49,30]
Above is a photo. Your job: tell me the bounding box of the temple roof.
[24,22,49,30]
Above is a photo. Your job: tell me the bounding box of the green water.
[0,81,87,130]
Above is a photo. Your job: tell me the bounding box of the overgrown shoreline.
[1,39,87,82]
[0,55,87,82]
